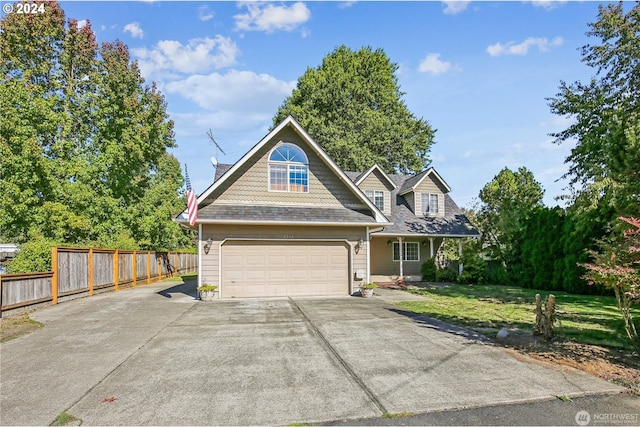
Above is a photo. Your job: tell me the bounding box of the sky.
[18,0,627,208]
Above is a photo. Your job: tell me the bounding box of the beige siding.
[200,224,368,296]
[415,174,447,217]
[370,236,443,277]
[358,170,392,215]
[207,128,364,208]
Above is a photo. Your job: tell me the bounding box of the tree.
[0,1,190,271]
[476,167,545,280]
[583,217,640,353]
[548,2,640,219]
[273,45,435,174]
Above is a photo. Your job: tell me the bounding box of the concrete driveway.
[0,279,625,426]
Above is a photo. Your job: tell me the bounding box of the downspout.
[398,236,404,278]
[366,226,370,283]
[197,223,202,287]
[459,239,464,276]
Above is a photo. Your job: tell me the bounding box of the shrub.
[6,236,58,273]
[421,258,437,281]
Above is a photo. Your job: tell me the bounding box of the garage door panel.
[221,241,349,298]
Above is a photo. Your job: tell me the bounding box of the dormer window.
[365,190,384,210]
[269,143,309,192]
[422,193,439,215]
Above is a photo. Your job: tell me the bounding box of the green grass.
[53,412,79,426]
[397,284,639,350]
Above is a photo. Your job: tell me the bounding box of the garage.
[221,240,350,298]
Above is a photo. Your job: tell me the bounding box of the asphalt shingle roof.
[208,163,478,236]
[348,170,480,237]
[197,204,376,224]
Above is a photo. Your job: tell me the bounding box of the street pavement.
[0,278,636,426]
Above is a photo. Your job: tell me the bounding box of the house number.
[284,234,294,239]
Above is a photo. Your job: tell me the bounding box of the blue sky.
[44,1,621,207]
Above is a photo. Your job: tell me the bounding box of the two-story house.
[176,116,479,298]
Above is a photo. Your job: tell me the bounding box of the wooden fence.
[0,247,197,316]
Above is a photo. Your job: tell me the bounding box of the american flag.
[185,165,198,226]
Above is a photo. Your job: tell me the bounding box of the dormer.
[398,168,451,217]
[354,164,396,216]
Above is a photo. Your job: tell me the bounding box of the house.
[176,116,479,298]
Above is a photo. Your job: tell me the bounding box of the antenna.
[206,129,226,171]
[206,129,226,156]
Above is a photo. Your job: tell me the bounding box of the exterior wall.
[208,127,364,209]
[358,170,393,215]
[200,224,368,294]
[370,236,443,277]
[414,174,447,217]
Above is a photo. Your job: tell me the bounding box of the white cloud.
[76,19,88,29]
[338,1,358,9]
[165,70,296,114]
[486,36,563,57]
[123,22,144,39]
[418,53,460,75]
[526,1,567,11]
[132,36,239,79]
[234,1,311,33]
[198,5,214,22]
[442,1,471,15]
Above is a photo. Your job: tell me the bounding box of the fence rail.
[0,247,197,316]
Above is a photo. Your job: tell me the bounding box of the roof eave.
[175,218,392,227]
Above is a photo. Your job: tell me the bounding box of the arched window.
[268,143,309,192]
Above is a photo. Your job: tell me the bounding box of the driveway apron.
[0,280,624,426]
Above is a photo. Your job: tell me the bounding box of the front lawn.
[397,284,639,350]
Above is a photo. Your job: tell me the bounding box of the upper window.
[421,193,439,215]
[365,190,384,210]
[268,144,309,193]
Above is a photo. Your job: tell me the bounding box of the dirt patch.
[492,328,640,395]
[0,314,43,342]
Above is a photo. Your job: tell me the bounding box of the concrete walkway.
[0,279,629,426]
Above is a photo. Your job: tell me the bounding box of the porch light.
[387,240,392,246]
[355,238,364,254]
[203,237,213,255]
[422,240,428,246]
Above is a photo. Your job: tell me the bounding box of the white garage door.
[221,241,349,298]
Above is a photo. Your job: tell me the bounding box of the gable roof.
[353,164,397,189]
[176,116,390,225]
[345,170,480,238]
[398,167,451,195]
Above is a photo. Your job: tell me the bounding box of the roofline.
[374,232,481,238]
[179,115,389,224]
[354,163,397,189]
[398,167,452,196]
[175,218,391,227]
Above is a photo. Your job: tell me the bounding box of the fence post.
[51,247,58,304]
[147,251,151,284]
[88,248,94,296]
[174,252,178,275]
[113,250,119,291]
[132,250,137,286]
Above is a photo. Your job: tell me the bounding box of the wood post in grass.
[534,293,556,340]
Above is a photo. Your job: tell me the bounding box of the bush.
[6,236,58,273]
[436,267,459,283]
[421,258,437,281]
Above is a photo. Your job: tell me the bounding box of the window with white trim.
[393,242,420,261]
[268,143,309,192]
[364,190,384,210]
[421,193,439,215]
